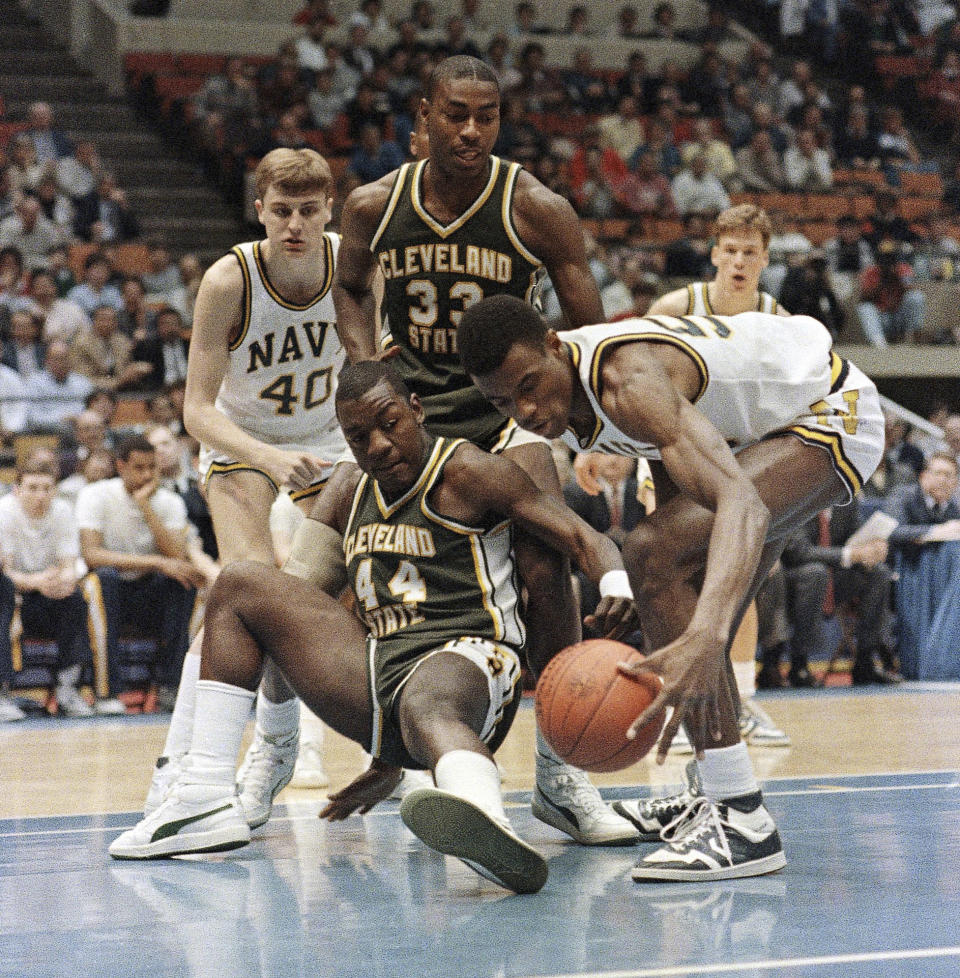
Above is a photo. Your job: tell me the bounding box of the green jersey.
[343,437,525,712]
[371,156,545,448]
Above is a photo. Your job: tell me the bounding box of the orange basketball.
[535,639,665,773]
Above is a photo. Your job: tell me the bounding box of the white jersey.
[685,281,779,316]
[0,494,79,573]
[213,234,346,453]
[557,311,883,500]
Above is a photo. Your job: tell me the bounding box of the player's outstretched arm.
[645,288,689,317]
[512,175,604,329]
[332,180,391,363]
[446,445,638,638]
[184,256,329,489]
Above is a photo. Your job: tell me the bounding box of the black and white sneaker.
[631,791,786,882]
[612,759,702,842]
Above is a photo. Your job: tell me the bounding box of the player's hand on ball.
[319,762,404,820]
[619,631,734,763]
[583,596,639,640]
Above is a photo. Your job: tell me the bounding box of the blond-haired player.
[142,148,347,827]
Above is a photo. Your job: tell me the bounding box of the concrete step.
[72,130,169,158]
[128,186,235,215]
[0,26,57,47]
[1,51,87,76]
[0,73,106,101]
[5,99,139,131]
[111,156,205,185]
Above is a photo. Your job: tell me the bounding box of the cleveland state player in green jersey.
[109,362,638,894]
[332,55,638,846]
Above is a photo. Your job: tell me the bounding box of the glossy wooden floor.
[2,684,959,978]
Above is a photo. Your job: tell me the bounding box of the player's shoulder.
[343,170,404,222]
[200,247,247,293]
[646,288,690,316]
[511,167,574,219]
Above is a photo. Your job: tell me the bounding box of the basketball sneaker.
[236,727,298,828]
[289,739,329,789]
[109,780,250,860]
[739,700,791,748]
[532,753,641,846]
[400,786,548,894]
[144,754,185,816]
[631,791,786,881]
[612,758,702,841]
[54,685,95,718]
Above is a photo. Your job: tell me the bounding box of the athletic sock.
[298,698,325,748]
[161,653,201,760]
[733,659,756,700]
[434,750,510,829]
[55,663,81,692]
[535,725,564,766]
[188,679,257,786]
[255,691,300,738]
[698,742,759,802]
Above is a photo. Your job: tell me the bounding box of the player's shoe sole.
[400,787,548,894]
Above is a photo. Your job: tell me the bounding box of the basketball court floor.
[2,683,959,978]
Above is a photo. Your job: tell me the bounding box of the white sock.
[298,699,325,749]
[256,692,300,738]
[161,653,201,760]
[698,743,759,802]
[56,663,81,691]
[733,660,756,700]
[189,680,257,786]
[535,725,564,766]
[434,750,509,829]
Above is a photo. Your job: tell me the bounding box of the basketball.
[535,639,665,773]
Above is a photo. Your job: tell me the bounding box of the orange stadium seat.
[900,172,944,197]
[175,54,226,76]
[124,52,177,81]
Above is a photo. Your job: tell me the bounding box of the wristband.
[599,569,632,599]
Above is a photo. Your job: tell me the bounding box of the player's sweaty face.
[426,79,500,174]
[472,341,569,440]
[257,186,331,256]
[710,230,768,293]
[338,383,427,496]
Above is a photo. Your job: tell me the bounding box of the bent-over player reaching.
[109,362,638,894]
[458,296,884,881]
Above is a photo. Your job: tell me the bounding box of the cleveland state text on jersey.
[344,522,437,564]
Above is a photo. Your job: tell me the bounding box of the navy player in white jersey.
[142,149,347,827]
[458,295,884,883]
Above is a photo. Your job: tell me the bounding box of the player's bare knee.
[623,523,680,591]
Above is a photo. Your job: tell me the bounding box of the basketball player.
[142,149,346,828]
[458,296,884,881]
[109,362,638,895]
[330,55,637,845]
[576,204,791,749]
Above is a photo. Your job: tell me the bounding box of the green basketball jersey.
[343,437,525,709]
[371,156,545,447]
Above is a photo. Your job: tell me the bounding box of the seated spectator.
[76,434,204,704]
[0,452,98,716]
[883,452,960,679]
[663,211,713,278]
[616,149,676,217]
[911,213,960,287]
[876,106,928,185]
[5,134,46,194]
[2,308,46,379]
[514,42,565,113]
[46,243,76,296]
[27,269,87,346]
[55,140,102,203]
[495,95,549,162]
[834,104,880,169]
[725,83,757,151]
[33,174,73,242]
[265,110,311,152]
[598,96,645,166]
[0,168,15,225]
[25,101,73,165]
[644,1,679,39]
[141,240,183,300]
[764,210,813,295]
[569,126,628,203]
[749,101,791,155]
[435,14,482,60]
[115,276,153,342]
[0,362,28,448]
[615,50,658,114]
[734,129,787,192]
[307,66,348,131]
[0,193,65,271]
[776,59,814,121]
[611,4,642,39]
[683,47,730,119]
[67,253,124,317]
[145,424,218,565]
[70,305,151,392]
[635,118,681,178]
[682,5,736,44]
[190,57,260,156]
[294,13,330,71]
[744,55,780,112]
[509,1,544,35]
[670,151,731,217]
[0,246,30,316]
[62,407,115,479]
[259,58,312,126]
[483,34,521,95]
[459,0,488,33]
[347,123,405,183]
[357,0,390,33]
[826,214,875,304]
[130,306,190,392]
[57,447,115,509]
[561,47,610,115]
[341,15,377,77]
[73,173,139,244]
[777,249,845,338]
[783,128,833,191]
[572,147,619,218]
[857,241,926,346]
[344,80,391,142]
